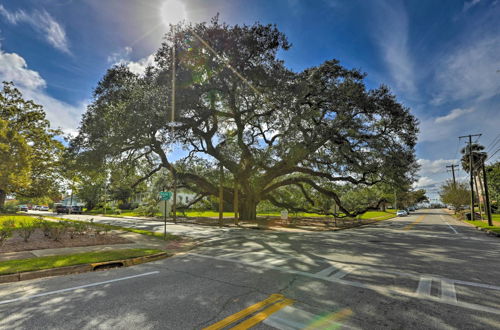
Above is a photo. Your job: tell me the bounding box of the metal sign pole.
[164,198,167,240]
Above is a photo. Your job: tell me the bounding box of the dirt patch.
[0,229,131,253]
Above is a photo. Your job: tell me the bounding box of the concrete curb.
[474,226,500,237]
[0,252,170,284]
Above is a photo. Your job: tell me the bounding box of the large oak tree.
[0,82,64,208]
[71,19,419,220]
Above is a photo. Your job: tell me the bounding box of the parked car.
[408,206,416,211]
[396,210,408,216]
[56,205,83,214]
[70,206,83,214]
[55,205,69,214]
[19,205,29,212]
[39,205,49,211]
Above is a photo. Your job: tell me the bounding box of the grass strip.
[0,248,163,275]
[44,216,180,241]
[465,220,500,234]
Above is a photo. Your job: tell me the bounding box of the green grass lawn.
[359,210,396,220]
[0,215,40,228]
[465,220,500,234]
[44,216,180,241]
[0,248,163,275]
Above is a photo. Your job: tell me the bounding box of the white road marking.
[441,279,457,303]
[315,263,356,279]
[190,253,500,315]
[440,215,458,234]
[315,265,339,277]
[416,276,433,297]
[0,271,159,306]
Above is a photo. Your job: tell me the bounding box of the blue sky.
[0,0,499,199]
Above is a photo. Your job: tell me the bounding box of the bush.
[0,227,12,246]
[17,221,35,242]
[39,221,53,237]
[1,219,16,229]
[49,222,68,241]
[0,203,18,214]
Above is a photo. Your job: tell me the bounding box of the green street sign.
[159,191,172,201]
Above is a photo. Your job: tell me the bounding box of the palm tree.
[461,143,488,215]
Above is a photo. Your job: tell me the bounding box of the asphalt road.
[1,209,499,329]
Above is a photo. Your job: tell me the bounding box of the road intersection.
[1,209,499,329]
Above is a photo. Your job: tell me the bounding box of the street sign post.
[159,192,173,239]
[160,191,172,201]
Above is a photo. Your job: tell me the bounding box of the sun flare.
[160,0,187,27]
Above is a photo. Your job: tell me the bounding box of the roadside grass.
[0,215,39,228]
[0,248,163,275]
[359,210,396,220]
[465,220,500,234]
[44,216,180,241]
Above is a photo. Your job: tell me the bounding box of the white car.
[396,210,408,217]
[39,206,49,211]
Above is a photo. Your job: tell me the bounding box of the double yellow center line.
[402,215,425,231]
[203,294,294,330]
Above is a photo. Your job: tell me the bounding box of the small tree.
[440,180,470,213]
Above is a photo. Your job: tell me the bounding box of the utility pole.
[446,164,459,188]
[170,26,177,225]
[233,180,239,226]
[459,134,481,219]
[219,164,224,227]
[172,175,177,224]
[482,160,493,225]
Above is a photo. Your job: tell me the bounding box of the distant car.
[19,205,29,212]
[396,210,408,216]
[55,205,69,214]
[71,206,83,214]
[408,206,416,211]
[39,205,49,211]
[56,205,82,214]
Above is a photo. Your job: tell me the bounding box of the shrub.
[0,227,12,246]
[39,221,53,237]
[17,221,35,242]
[0,203,19,214]
[49,222,68,241]
[2,219,16,229]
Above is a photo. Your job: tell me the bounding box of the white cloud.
[413,176,436,188]
[0,47,84,134]
[371,1,416,95]
[418,159,457,176]
[107,46,133,64]
[0,5,69,53]
[107,47,156,75]
[463,0,481,12]
[431,35,500,105]
[126,54,156,75]
[435,108,474,123]
[0,50,46,89]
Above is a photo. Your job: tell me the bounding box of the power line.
[486,147,500,162]
[485,133,500,148]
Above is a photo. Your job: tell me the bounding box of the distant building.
[59,195,85,207]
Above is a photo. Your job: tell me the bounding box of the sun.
[160,0,187,27]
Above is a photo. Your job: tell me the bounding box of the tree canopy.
[71,19,419,219]
[440,180,470,212]
[0,82,64,208]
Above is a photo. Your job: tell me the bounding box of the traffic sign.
[159,191,172,201]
